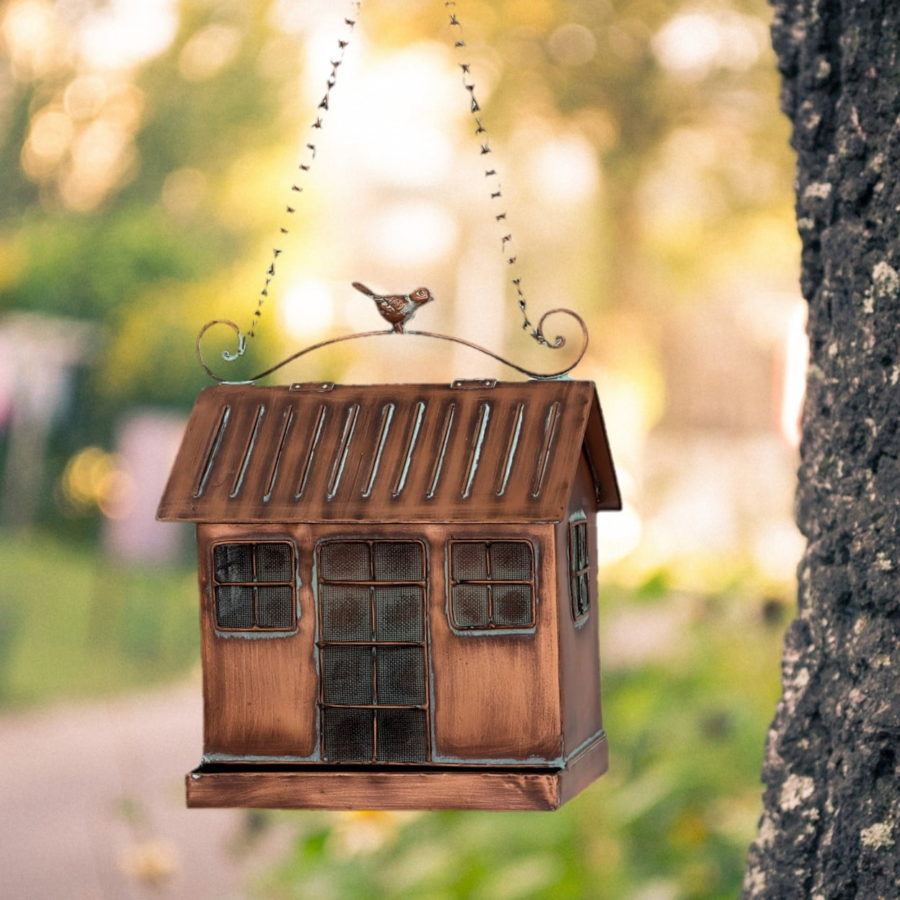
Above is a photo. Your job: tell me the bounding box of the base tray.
[186,735,607,811]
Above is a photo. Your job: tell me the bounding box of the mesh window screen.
[321,585,371,641]
[257,543,293,581]
[324,708,374,762]
[572,572,590,618]
[373,542,423,582]
[257,586,293,628]
[451,542,487,580]
[212,542,295,630]
[569,522,591,619]
[214,544,253,582]
[490,542,532,581]
[375,647,425,706]
[216,585,255,628]
[452,585,490,628]
[321,646,374,705]
[320,541,370,581]
[377,709,427,762]
[318,539,429,763]
[493,586,533,626]
[374,586,423,641]
[449,540,535,630]
[576,522,588,569]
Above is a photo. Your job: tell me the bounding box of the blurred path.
[0,681,288,899]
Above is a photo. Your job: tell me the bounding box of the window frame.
[209,540,297,633]
[568,519,591,622]
[447,538,537,633]
[315,537,431,764]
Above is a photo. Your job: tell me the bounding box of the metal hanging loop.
[198,0,591,381]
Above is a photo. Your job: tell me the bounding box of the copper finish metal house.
[157,378,620,810]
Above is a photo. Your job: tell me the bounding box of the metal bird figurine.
[352,282,434,333]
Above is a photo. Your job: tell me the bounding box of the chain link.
[443,1,545,345]
[229,1,361,358]
[234,0,544,357]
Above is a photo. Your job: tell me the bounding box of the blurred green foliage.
[0,3,797,894]
[251,581,786,900]
[0,0,794,532]
[0,527,787,898]
[0,531,197,705]
[0,0,298,421]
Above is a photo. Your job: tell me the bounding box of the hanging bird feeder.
[157,1,621,811]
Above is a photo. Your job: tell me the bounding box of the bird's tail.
[351,281,375,297]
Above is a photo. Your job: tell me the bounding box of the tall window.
[448,540,535,630]
[568,520,591,620]
[212,542,296,631]
[317,539,429,763]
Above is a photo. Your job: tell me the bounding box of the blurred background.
[0,0,804,897]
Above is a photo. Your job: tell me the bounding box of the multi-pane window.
[448,540,535,630]
[212,542,295,631]
[317,539,429,763]
[569,520,591,620]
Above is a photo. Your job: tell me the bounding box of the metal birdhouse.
[158,379,619,810]
[157,2,622,810]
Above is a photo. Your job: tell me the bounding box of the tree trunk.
[744,2,900,897]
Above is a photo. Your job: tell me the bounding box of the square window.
[373,542,423,582]
[490,542,532,581]
[451,542,488,581]
[493,585,533,626]
[448,540,535,631]
[452,584,490,628]
[323,707,374,762]
[576,522,589,570]
[321,585,371,642]
[374,586,423,642]
[320,541,370,581]
[215,585,254,629]
[214,544,253,583]
[257,586,293,628]
[375,646,425,706]
[376,709,427,762]
[256,543,293,582]
[321,646,373,705]
[212,542,295,631]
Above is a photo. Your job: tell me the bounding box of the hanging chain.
[443,1,546,345]
[227,1,361,360]
[231,0,545,358]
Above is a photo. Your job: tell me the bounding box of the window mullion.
[485,542,494,625]
[250,544,259,627]
[371,706,379,764]
[368,543,378,761]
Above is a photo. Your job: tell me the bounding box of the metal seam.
[229,404,265,499]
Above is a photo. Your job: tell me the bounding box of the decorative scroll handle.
[196,308,588,384]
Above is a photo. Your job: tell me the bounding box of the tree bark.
[744,2,900,897]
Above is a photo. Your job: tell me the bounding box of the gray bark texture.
[743,2,900,898]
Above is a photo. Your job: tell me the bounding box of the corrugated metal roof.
[157,380,620,523]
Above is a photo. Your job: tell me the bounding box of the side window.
[569,520,590,621]
[212,542,296,631]
[448,540,535,630]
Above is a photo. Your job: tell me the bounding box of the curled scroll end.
[222,332,246,361]
[530,307,589,377]
[196,320,251,383]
